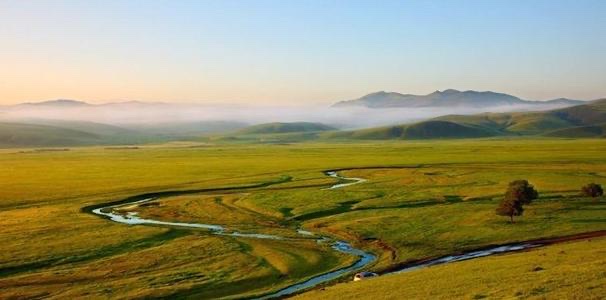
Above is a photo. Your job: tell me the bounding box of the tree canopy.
[496,180,538,223]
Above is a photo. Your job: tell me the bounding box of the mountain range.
[1,94,604,147]
[2,89,588,110]
[332,89,585,109]
[19,99,91,107]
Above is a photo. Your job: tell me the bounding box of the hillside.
[325,99,606,140]
[0,119,255,148]
[332,89,584,109]
[236,122,335,134]
[205,122,338,144]
[295,236,606,300]
[0,122,104,147]
[3,100,604,146]
[435,98,606,136]
[125,121,248,137]
[545,124,606,138]
[28,119,140,137]
[0,120,160,147]
[321,121,494,140]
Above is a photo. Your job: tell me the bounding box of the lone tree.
[496,180,539,223]
[581,183,603,199]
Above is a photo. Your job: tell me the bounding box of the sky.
[1,0,605,105]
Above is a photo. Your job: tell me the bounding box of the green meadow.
[1,138,605,298]
[295,236,606,300]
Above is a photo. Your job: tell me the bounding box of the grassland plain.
[294,236,606,300]
[0,138,605,298]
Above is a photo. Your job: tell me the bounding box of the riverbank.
[85,170,376,299]
[294,234,606,299]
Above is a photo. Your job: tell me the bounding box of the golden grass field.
[295,236,606,300]
[1,139,605,298]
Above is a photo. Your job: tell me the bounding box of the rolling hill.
[0,119,179,147]
[435,98,606,137]
[0,122,105,147]
[0,114,255,147]
[0,120,337,148]
[320,121,495,140]
[125,121,248,137]
[2,99,604,147]
[544,124,606,138]
[236,122,335,134]
[0,120,201,148]
[332,89,584,109]
[324,99,606,140]
[207,122,337,143]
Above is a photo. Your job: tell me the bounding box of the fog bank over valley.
[0,97,583,130]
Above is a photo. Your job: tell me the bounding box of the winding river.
[90,170,375,299]
[88,169,555,299]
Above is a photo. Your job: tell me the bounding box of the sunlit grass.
[294,236,606,300]
[1,138,605,298]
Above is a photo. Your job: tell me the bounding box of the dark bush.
[581,183,603,198]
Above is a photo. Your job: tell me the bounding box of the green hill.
[0,122,104,147]
[125,121,247,137]
[324,99,606,140]
[319,121,495,140]
[435,112,577,135]
[545,124,606,138]
[3,100,605,146]
[320,125,404,140]
[322,121,493,140]
[27,119,139,137]
[549,98,606,125]
[207,122,338,144]
[0,120,162,147]
[0,119,253,148]
[404,120,495,138]
[237,122,335,134]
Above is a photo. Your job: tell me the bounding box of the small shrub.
[581,183,603,199]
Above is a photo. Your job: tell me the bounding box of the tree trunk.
[510,214,514,223]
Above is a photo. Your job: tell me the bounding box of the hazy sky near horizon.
[1,0,605,105]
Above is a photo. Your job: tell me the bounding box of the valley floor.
[294,235,606,300]
[0,139,605,298]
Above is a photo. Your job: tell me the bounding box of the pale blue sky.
[1,0,605,104]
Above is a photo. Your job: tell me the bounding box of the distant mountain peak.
[22,99,90,107]
[362,91,387,97]
[441,89,461,94]
[429,89,462,94]
[333,89,523,108]
[332,89,583,109]
[362,91,401,97]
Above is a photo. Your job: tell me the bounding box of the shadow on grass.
[0,229,189,278]
[571,219,606,223]
[293,199,442,222]
[159,273,282,299]
[293,200,360,221]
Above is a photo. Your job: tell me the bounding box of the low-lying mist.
[0,101,574,130]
